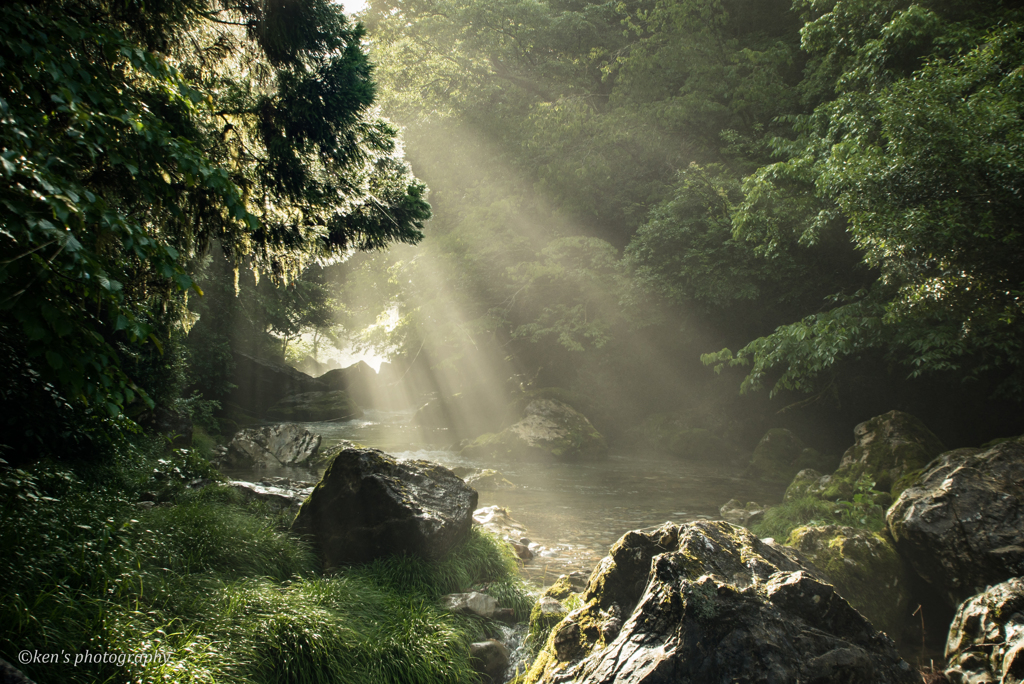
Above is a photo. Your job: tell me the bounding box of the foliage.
[1,443,528,684]
[0,0,428,417]
[727,4,1024,397]
[752,477,887,541]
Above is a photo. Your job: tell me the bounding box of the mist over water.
[227,410,781,584]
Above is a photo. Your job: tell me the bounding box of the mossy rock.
[523,521,914,684]
[460,398,607,461]
[836,410,944,497]
[786,525,913,640]
[506,388,591,423]
[783,469,826,502]
[526,576,583,657]
[544,575,576,601]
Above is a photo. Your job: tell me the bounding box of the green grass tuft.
[751,495,886,540]
[1,437,534,683]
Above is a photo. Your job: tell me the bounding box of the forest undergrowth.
[0,435,532,684]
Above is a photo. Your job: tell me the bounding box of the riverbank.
[0,435,532,683]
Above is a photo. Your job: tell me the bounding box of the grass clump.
[1,438,532,684]
[752,494,886,540]
[352,527,533,621]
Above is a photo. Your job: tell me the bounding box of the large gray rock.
[525,521,917,684]
[290,447,477,568]
[225,424,322,468]
[886,439,1024,608]
[228,352,327,416]
[462,398,607,461]
[945,578,1024,684]
[470,639,511,684]
[228,480,313,514]
[265,390,362,422]
[317,361,382,408]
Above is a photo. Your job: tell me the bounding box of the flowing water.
[223,410,780,584]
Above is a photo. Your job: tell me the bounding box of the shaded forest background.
[334,0,1024,451]
[3,0,1024,460]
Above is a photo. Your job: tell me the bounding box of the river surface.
[223,410,780,584]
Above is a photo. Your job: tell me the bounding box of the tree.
[721,2,1024,397]
[0,0,429,415]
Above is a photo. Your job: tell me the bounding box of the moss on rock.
[836,410,944,497]
[526,577,584,659]
[783,469,825,502]
[786,525,913,639]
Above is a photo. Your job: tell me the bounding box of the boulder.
[525,520,917,684]
[442,591,500,619]
[945,577,1024,684]
[265,390,362,423]
[462,399,607,461]
[290,447,477,567]
[783,468,826,501]
[469,639,511,683]
[886,439,1024,609]
[228,480,311,514]
[718,498,765,528]
[837,410,945,496]
[225,424,322,468]
[318,361,381,408]
[228,352,327,417]
[786,525,913,640]
[774,411,944,514]
[747,428,834,483]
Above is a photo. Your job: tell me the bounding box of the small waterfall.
[496,621,532,683]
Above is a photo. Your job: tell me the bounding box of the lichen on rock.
[945,577,1024,684]
[786,524,913,640]
[886,439,1024,609]
[836,410,945,496]
[525,520,917,684]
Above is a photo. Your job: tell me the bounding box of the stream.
[222,409,778,584]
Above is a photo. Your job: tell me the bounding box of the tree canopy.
[345,0,1024,438]
[0,0,429,414]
